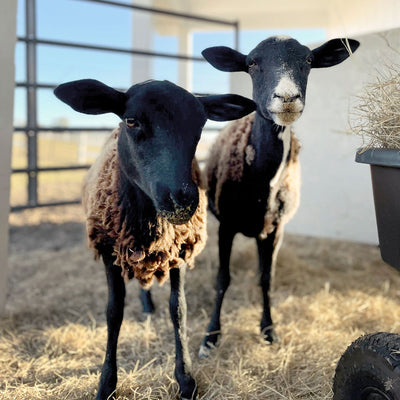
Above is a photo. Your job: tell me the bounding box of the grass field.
[10,132,107,206]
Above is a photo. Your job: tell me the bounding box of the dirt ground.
[2,205,400,399]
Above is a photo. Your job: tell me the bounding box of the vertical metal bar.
[234,21,239,51]
[26,0,38,206]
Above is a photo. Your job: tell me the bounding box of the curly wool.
[205,112,255,212]
[204,113,301,237]
[82,126,207,288]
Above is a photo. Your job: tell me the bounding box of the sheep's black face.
[202,36,359,127]
[118,81,206,225]
[247,36,311,126]
[54,78,256,225]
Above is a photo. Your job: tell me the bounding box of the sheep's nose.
[155,182,199,225]
[169,183,198,210]
[273,93,301,103]
[155,181,198,212]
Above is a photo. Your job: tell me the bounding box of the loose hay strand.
[351,64,400,150]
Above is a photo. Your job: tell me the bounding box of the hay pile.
[2,206,400,399]
[351,64,400,150]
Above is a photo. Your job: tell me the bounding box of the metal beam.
[73,0,237,26]
[17,37,205,61]
[12,165,91,174]
[11,200,81,212]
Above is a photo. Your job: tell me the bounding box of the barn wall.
[327,0,400,38]
[0,0,17,314]
[230,28,400,244]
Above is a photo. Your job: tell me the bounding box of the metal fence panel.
[12,0,239,211]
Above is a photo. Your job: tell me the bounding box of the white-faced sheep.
[198,36,360,357]
[54,79,256,400]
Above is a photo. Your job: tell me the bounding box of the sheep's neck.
[118,171,158,250]
[246,111,290,183]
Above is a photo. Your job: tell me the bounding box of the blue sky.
[14,0,326,127]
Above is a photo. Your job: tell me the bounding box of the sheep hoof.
[198,341,218,359]
[139,312,153,322]
[261,326,280,345]
[198,344,211,359]
[177,375,197,400]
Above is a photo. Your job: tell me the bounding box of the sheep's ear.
[202,46,247,72]
[198,94,256,122]
[311,38,360,68]
[54,79,126,117]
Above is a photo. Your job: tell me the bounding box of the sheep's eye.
[306,56,313,65]
[125,118,140,129]
[248,60,257,68]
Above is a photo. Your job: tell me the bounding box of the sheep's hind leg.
[199,224,234,358]
[256,229,282,344]
[96,247,126,400]
[169,265,197,400]
[139,288,155,315]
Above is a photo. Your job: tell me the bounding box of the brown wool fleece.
[205,112,255,212]
[82,126,207,288]
[204,113,301,238]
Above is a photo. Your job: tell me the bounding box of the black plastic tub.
[356,148,400,272]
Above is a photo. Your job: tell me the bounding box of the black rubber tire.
[333,332,400,400]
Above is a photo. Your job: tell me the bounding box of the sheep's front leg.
[199,224,235,358]
[97,248,126,400]
[169,265,197,400]
[256,229,282,344]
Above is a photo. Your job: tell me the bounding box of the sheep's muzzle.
[159,203,197,225]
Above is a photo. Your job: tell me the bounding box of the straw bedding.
[2,206,400,399]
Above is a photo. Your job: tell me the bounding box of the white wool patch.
[245,145,255,165]
[270,126,291,189]
[274,74,300,98]
[273,35,291,41]
[259,126,293,240]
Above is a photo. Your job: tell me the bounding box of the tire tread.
[333,332,400,400]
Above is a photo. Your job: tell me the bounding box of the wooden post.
[0,0,17,315]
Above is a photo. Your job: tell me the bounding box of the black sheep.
[54,78,256,400]
[199,36,360,357]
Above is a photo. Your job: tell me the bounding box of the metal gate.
[13,0,239,211]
